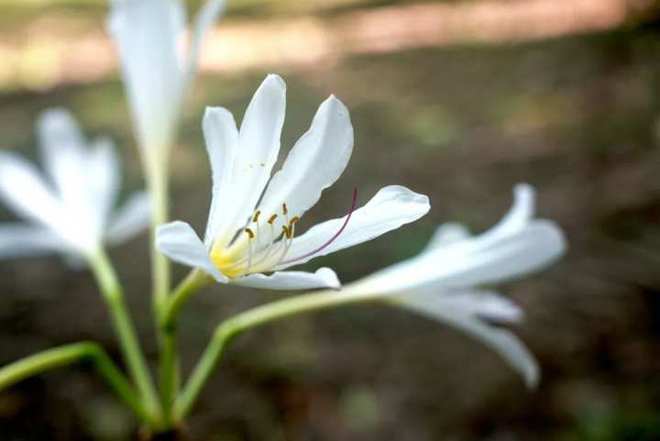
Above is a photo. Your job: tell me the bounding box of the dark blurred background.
[2,0,660,440]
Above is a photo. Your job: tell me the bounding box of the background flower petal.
[106,191,151,244]
[186,0,227,85]
[394,293,539,388]
[0,224,66,259]
[108,0,185,152]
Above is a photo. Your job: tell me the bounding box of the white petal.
[423,222,470,252]
[395,296,539,388]
[201,107,239,246]
[258,95,354,236]
[0,152,65,231]
[456,290,523,323]
[156,221,226,281]
[185,0,227,85]
[392,288,523,324]
[431,220,566,288]
[35,109,111,247]
[37,108,87,196]
[360,220,565,295]
[108,0,185,151]
[106,191,151,244]
[36,109,96,228]
[233,267,340,290]
[86,137,120,232]
[277,185,430,269]
[473,183,535,249]
[0,224,66,259]
[219,75,286,240]
[422,184,534,258]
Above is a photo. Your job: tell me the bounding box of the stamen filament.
[280,188,358,265]
[246,223,279,270]
[246,236,254,273]
[213,189,356,278]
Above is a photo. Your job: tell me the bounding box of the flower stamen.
[279,188,358,265]
[213,189,356,277]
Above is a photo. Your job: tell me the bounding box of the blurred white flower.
[157,75,430,291]
[0,109,151,261]
[108,0,226,163]
[347,184,566,387]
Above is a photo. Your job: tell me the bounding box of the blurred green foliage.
[565,410,660,441]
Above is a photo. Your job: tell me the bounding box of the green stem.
[148,165,171,312]
[158,270,210,422]
[89,250,162,425]
[162,270,211,328]
[174,288,376,420]
[146,160,177,424]
[0,342,149,422]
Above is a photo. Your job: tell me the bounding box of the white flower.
[156,75,430,291]
[0,109,151,261]
[108,0,226,160]
[346,184,566,387]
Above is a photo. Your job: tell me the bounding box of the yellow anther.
[290,216,300,226]
[282,203,288,215]
[244,228,255,239]
[282,225,291,239]
[267,214,278,224]
[253,211,261,223]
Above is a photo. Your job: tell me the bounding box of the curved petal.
[277,185,430,269]
[428,220,566,288]
[106,191,151,244]
[0,152,65,231]
[359,220,565,295]
[0,224,66,259]
[185,0,227,86]
[234,267,340,290]
[108,0,185,152]
[473,183,535,249]
[421,184,535,259]
[201,106,239,245]
[37,108,87,196]
[396,301,539,388]
[86,137,120,232]
[392,288,523,324]
[423,222,471,252]
[156,221,226,282]
[449,290,523,323]
[218,75,286,242]
[258,95,354,236]
[36,109,95,231]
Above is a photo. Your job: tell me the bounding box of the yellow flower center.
[210,203,299,279]
[209,188,358,280]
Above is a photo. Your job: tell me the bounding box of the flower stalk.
[0,342,149,423]
[162,270,212,329]
[148,164,171,313]
[88,250,162,425]
[158,270,210,422]
[173,288,376,420]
